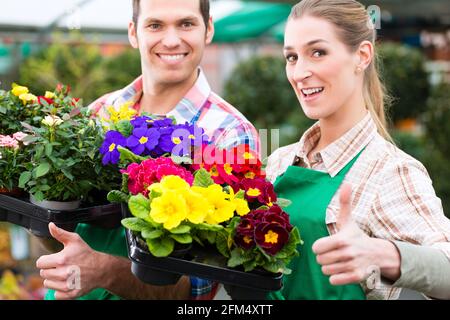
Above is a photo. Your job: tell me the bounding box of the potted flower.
[0,133,29,196]
[0,84,41,135]
[101,113,302,292]
[17,89,120,210]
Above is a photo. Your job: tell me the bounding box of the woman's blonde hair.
[290,0,392,140]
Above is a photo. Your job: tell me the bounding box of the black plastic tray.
[0,194,122,238]
[123,200,283,299]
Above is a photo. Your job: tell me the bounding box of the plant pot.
[223,284,269,300]
[133,236,192,286]
[0,187,24,197]
[29,195,81,211]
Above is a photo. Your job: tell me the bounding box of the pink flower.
[13,132,29,145]
[121,157,194,196]
[0,135,19,149]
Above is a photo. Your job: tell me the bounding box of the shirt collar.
[295,112,377,177]
[112,68,210,122]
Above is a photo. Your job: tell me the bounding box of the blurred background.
[0,0,449,299]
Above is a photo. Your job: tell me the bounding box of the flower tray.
[125,228,283,299]
[0,194,122,238]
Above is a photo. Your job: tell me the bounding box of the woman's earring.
[356,66,363,74]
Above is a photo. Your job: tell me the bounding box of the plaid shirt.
[266,113,450,300]
[89,69,260,154]
[89,69,259,300]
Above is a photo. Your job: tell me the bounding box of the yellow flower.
[184,189,213,224]
[44,91,55,99]
[192,185,236,224]
[150,191,188,230]
[42,115,63,127]
[227,188,250,216]
[11,84,28,97]
[105,101,136,124]
[159,175,190,192]
[19,93,37,105]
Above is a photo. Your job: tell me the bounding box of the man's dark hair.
[132,0,210,27]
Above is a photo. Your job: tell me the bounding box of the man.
[36,0,259,300]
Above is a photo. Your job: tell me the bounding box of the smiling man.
[36,0,259,300]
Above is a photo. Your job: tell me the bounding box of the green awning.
[212,1,291,43]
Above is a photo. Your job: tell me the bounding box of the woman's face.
[284,15,363,121]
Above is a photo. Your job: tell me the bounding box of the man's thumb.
[48,222,76,245]
[337,183,353,228]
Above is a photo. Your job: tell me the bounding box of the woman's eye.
[285,54,297,63]
[312,50,326,58]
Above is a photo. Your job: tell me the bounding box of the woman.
[266,0,450,300]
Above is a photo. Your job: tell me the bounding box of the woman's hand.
[312,184,401,286]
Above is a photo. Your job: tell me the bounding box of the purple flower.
[169,123,209,157]
[99,131,127,165]
[126,127,160,155]
[154,126,176,155]
[130,116,154,129]
[152,118,175,128]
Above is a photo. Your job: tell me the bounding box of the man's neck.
[139,70,199,115]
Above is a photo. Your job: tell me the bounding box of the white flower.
[42,115,64,127]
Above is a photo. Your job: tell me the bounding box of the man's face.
[128,0,214,87]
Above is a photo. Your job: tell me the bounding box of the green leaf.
[274,227,302,259]
[169,224,191,234]
[142,228,164,240]
[255,205,270,211]
[33,191,45,202]
[61,169,74,181]
[216,232,230,258]
[116,120,133,137]
[18,172,32,188]
[243,260,258,272]
[262,260,286,274]
[121,174,129,194]
[146,237,174,257]
[45,144,53,157]
[276,198,292,208]
[235,190,245,200]
[107,190,130,203]
[128,194,151,220]
[194,223,224,232]
[170,233,193,244]
[35,163,51,178]
[118,146,146,164]
[193,168,214,188]
[227,248,253,268]
[121,217,149,232]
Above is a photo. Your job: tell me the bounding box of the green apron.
[269,152,366,300]
[45,225,127,300]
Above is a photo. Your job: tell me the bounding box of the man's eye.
[181,22,193,28]
[148,24,161,30]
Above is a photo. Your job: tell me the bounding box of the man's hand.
[36,223,106,300]
[312,184,401,286]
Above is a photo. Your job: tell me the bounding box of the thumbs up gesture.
[311,184,398,286]
[36,223,104,299]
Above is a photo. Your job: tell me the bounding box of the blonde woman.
[266,0,450,300]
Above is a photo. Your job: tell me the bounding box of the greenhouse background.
[1,0,450,300]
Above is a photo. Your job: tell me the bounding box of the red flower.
[234,218,256,249]
[255,223,289,256]
[239,178,277,206]
[37,96,54,105]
